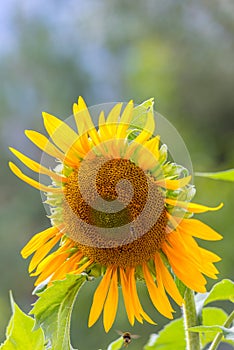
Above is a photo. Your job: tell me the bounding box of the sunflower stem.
[208,310,234,350]
[182,288,200,350]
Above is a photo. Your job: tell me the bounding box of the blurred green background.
[0,1,233,349]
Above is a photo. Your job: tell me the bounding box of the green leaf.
[199,307,231,347]
[195,279,234,317]
[30,274,86,350]
[195,169,234,182]
[107,336,124,350]
[144,318,186,350]
[0,293,45,350]
[189,325,234,341]
[204,279,234,305]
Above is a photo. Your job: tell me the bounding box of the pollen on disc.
[62,158,167,268]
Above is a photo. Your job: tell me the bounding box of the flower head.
[9,97,223,332]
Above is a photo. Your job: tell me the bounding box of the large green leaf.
[144,318,185,350]
[0,294,45,350]
[195,279,234,317]
[30,274,86,350]
[195,169,234,182]
[204,279,234,305]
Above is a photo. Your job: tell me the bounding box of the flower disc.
[63,157,167,267]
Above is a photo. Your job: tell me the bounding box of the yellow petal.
[133,110,155,145]
[142,135,160,162]
[127,268,143,323]
[25,130,72,165]
[42,112,81,160]
[107,103,122,124]
[119,268,135,326]
[79,104,101,146]
[73,96,91,135]
[199,247,221,263]
[32,251,70,277]
[9,148,66,183]
[103,267,118,332]
[167,230,202,269]
[88,267,113,328]
[198,262,219,279]
[128,268,156,325]
[136,146,159,171]
[65,134,90,162]
[21,226,59,258]
[136,136,160,170]
[106,103,123,136]
[165,198,223,213]
[98,111,112,142]
[28,233,62,273]
[154,253,183,306]
[48,253,83,283]
[142,263,174,319]
[116,100,134,139]
[32,252,72,286]
[179,218,223,241]
[162,242,207,293]
[73,97,92,153]
[167,230,218,280]
[71,259,93,275]
[33,240,75,276]
[156,176,191,190]
[9,162,61,193]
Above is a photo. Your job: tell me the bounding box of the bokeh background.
[0,1,233,349]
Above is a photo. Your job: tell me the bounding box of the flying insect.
[116,331,140,347]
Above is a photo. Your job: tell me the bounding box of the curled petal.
[9,162,62,193]
[165,198,223,213]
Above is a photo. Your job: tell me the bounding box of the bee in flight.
[116,330,140,347]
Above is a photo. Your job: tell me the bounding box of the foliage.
[1,279,233,350]
[31,274,86,350]
[106,336,123,350]
[0,293,45,350]
[195,169,234,182]
[142,279,234,350]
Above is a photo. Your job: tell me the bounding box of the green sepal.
[175,277,187,298]
[158,144,168,165]
[131,98,155,130]
[126,98,155,142]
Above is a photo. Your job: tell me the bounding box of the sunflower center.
[63,157,167,268]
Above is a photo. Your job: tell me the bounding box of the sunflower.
[9,97,223,332]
